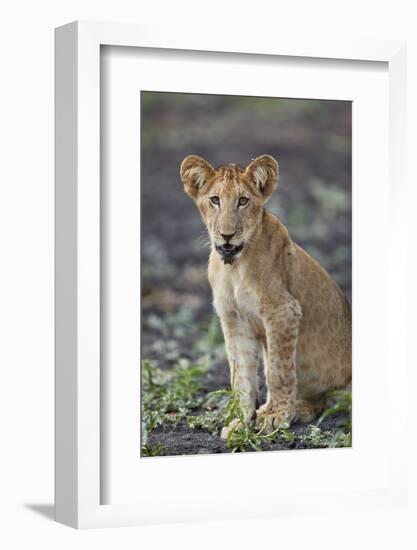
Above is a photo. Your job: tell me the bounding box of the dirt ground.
[141,92,352,456]
[147,360,349,456]
[148,416,347,457]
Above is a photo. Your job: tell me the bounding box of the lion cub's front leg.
[218,312,260,439]
[257,298,302,431]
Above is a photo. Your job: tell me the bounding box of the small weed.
[142,442,165,457]
[277,428,296,445]
[301,425,333,447]
[317,390,352,448]
[142,357,207,413]
[206,389,281,452]
[330,431,351,448]
[187,411,224,435]
[141,357,208,455]
[226,420,280,453]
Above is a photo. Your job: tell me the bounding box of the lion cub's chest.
[211,267,259,322]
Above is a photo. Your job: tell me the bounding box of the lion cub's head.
[180,155,279,264]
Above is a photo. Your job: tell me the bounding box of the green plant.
[141,355,352,455]
[207,389,281,452]
[141,357,209,455]
[301,425,333,447]
[142,442,165,457]
[226,418,281,453]
[142,358,207,416]
[187,410,224,434]
[317,390,352,447]
[277,428,296,445]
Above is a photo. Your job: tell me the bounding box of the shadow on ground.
[24,504,55,521]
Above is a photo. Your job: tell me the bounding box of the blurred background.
[141,92,352,454]
[141,91,351,322]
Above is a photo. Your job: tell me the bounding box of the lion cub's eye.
[210,196,220,206]
[238,197,249,207]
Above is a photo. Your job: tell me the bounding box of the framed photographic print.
[139,90,352,458]
[55,21,408,528]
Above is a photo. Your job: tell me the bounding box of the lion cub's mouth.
[215,243,244,264]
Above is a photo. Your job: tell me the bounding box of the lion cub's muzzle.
[215,242,244,264]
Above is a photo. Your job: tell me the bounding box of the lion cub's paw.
[221,418,241,439]
[256,404,295,433]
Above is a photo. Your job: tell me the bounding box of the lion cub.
[180,154,351,434]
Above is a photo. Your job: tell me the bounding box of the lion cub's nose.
[220,232,236,242]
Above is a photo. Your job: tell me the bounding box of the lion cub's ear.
[180,155,215,199]
[245,155,279,200]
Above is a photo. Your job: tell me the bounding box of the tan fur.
[180,155,352,433]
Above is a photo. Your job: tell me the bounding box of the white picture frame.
[55,20,407,529]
